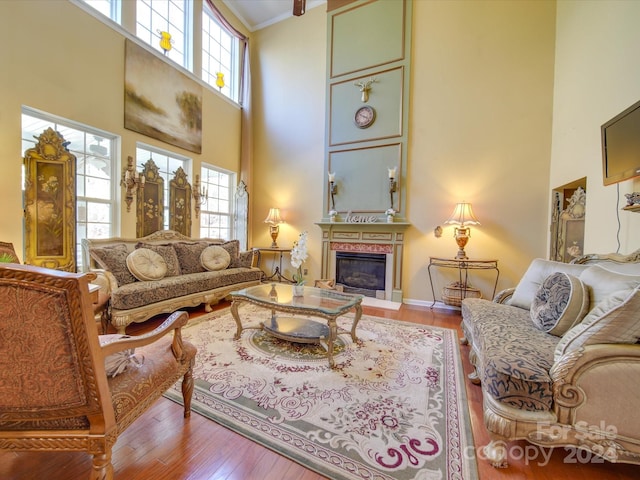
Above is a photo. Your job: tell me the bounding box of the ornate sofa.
[461,249,640,467]
[82,230,262,334]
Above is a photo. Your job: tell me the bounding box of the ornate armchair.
[0,263,196,479]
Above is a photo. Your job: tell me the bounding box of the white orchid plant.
[385,208,396,216]
[290,231,309,285]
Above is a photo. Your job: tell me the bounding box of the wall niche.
[550,177,586,262]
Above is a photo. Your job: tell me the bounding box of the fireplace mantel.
[316,221,410,302]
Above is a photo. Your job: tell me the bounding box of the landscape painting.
[125,39,202,153]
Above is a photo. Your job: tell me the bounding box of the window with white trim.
[135,144,190,230]
[202,2,240,102]
[199,164,234,240]
[136,0,191,70]
[21,108,118,271]
[80,0,121,23]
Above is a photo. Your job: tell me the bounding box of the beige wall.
[251,6,328,280]
[406,0,556,302]
[251,1,556,303]
[0,0,244,259]
[550,0,640,254]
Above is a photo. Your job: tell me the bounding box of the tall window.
[136,144,190,230]
[22,109,118,271]
[202,2,240,102]
[200,164,234,240]
[80,0,121,23]
[136,0,191,70]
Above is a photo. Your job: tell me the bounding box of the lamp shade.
[444,202,480,226]
[264,208,284,225]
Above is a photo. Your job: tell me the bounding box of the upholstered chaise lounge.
[461,249,640,467]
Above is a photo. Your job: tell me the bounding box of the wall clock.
[354,105,376,129]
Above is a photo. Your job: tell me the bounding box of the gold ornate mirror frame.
[136,159,164,237]
[169,167,192,236]
[23,128,77,271]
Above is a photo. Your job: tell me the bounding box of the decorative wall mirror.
[234,180,249,251]
[169,167,192,236]
[23,127,77,271]
[136,159,164,237]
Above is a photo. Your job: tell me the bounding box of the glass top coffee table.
[230,283,363,368]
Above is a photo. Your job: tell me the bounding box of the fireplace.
[317,221,409,302]
[336,252,386,297]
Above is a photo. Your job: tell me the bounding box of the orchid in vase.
[290,231,309,294]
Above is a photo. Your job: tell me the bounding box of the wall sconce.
[120,156,144,213]
[328,171,338,211]
[192,174,208,219]
[215,72,225,91]
[443,202,481,259]
[388,166,397,210]
[157,30,172,55]
[264,208,284,248]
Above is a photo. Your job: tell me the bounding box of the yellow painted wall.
[251,6,328,280]
[550,1,640,254]
[251,1,556,302]
[0,0,244,260]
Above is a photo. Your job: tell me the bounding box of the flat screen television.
[601,99,640,186]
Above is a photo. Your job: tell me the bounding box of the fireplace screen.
[336,252,385,297]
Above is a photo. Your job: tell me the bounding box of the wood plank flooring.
[1,302,638,479]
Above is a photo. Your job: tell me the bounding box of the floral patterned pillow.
[529,272,590,336]
[172,241,208,274]
[90,243,137,286]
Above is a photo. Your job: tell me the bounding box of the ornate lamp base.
[269,224,280,248]
[454,226,470,259]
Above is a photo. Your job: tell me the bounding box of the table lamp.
[264,208,284,248]
[444,202,480,259]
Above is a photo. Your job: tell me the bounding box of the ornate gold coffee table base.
[230,284,363,368]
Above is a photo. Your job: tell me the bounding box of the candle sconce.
[328,171,338,214]
[121,156,144,213]
[330,181,338,210]
[192,174,208,219]
[388,167,397,210]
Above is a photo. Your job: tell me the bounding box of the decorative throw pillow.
[99,334,144,378]
[201,245,231,271]
[172,241,208,274]
[579,266,640,310]
[510,259,588,310]
[135,243,181,277]
[554,286,640,361]
[126,248,167,281]
[529,272,590,336]
[211,240,240,267]
[235,249,255,268]
[90,243,137,286]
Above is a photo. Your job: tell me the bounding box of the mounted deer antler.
[354,77,377,103]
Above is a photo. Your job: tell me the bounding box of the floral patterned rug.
[164,306,478,480]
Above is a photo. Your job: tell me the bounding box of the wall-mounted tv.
[601,99,640,186]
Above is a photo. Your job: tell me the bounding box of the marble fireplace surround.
[316,222,410,302]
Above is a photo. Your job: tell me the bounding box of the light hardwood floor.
[1,302,638,479]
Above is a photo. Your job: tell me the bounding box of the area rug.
[164,306,478,480]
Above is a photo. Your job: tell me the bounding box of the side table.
[428,257,499,308]
[253,247,294,283]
